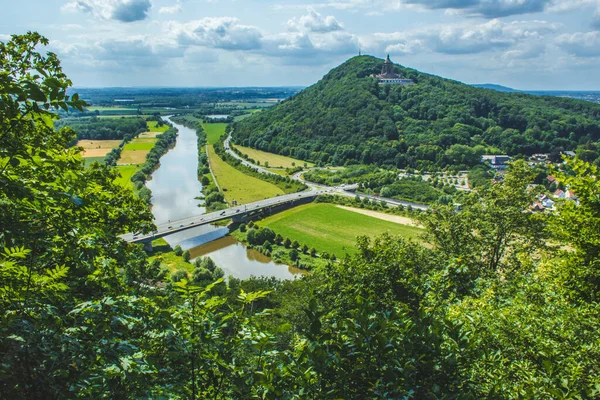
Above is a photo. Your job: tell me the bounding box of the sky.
[1,0,600,89]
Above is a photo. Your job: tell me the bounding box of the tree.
[284,238,292,248]
[290,249,299,261]
[302,244,309,254]
[174,245,183,256]
[182,250,191,262]
[310,247,317,257]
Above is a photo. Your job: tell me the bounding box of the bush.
[174,245,183,256]
[239,223,247,232]
[182,250,191,262]
[192,267,212,283]
[284,238,292,248]
[290,249,299,261]
[171,269,188,282]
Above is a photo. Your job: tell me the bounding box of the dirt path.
[336,205,422,228]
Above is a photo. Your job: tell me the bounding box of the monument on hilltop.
[374,55,414,85]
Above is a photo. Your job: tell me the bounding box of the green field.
[234,144,313,168]
[147,121,169,132]
[86,106,137,112]
[202,123,227,145]
[115,165,138,189]
[207,145,284,204]
[83,156,106,167]
[258,203,424,257]
[123,138,157,151]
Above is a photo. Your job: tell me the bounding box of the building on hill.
[481,155,511,170]
[374,55,414,85]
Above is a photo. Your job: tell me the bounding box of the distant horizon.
[3,0,600,89]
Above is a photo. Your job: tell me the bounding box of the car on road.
[179,224,184,227]
[168,226,173,230]
[236,209,240,212]
[190,222,194,225]
[133,235,138,239]
[220,211,226,215]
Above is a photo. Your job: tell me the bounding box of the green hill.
[234,55,600,170]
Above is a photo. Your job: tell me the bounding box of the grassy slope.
[202,123,228,145]
[258,203,423,257]
[207,145,284,204]
[233,144,313,168]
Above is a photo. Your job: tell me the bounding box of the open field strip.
[118,150,149,164]
[115,165,138,189]
[139,131,163,138]
[83,156,106,167]
[146,121,170,132]
[148,238,193,273]
[123,138,157,151]
[257,203,424,257]
[86,106,137,112]
[202,123,227,145]
[77,139,122,158]
[233,144,313,169]
[335,205,422,227]
[206,144,284,204]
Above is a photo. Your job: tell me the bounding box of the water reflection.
[190,236,307,280]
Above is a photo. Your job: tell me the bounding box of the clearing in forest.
[258,203,424,257]
[206,145,284,204]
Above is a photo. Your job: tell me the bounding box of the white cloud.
[287,9,344,32]
[62,0,152,22]
[556,31,600,57]
[169,17,263,50]
[370,19,559,56]
[159,1,181,14]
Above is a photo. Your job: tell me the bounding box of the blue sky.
[1,0,599,89]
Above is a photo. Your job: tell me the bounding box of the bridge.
[121,188,335,245]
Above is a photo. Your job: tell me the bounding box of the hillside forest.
[1,33,600,398]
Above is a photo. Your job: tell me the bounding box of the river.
[147,116,302,280]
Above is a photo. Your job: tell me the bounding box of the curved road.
[224,132,428,211]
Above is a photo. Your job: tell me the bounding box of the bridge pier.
[143,241,153,252]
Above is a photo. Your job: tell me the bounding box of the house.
[565,190,578,200]
[563,151,576,158]
[547,175,556,184]
[554,189,565,199]
[542,198,555,209]
[532,202,545,212]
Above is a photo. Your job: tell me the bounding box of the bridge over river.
[122,130,429,247]
[121,188,335,245]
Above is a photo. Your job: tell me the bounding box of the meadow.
[207,145,284,204]
[77,139,121,157]
[115,165,139,189]
[202,123,227,145]
[147,238,193,273]
[146,121,170,132]
[83,157,106,167]
[233,144,313,169]
[257,203,424,257]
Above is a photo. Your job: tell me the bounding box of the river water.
[147,116,302,280]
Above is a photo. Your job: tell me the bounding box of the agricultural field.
[233,144,312,169]
[146,121,169,132]
[257,203,424,257]
[115,165,138,189]
[83,157,106,167]
[77,139,121,157]
[207,145,284,204]
[202,123,227,145]
[123,138,156,151]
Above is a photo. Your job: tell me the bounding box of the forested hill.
[234,55,600,169]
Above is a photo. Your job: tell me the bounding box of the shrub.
[182,250,191,262]
[171,269,188,282]
[174,245,183,256]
